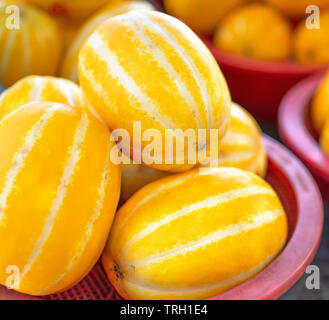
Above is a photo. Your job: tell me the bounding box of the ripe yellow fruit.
[266,0,329,19]
[61,0,154,83]
[214,3,292,62]
[0,1,62,88]
[103,167,287,300]
[164,0,247,35]
[320,119,329,155]
[311,71,329,133]
[201,103,267,177]
[0,76,84,120]
[25,0,118,19]
[120,103,267,203]
[294,9,329,64]
[79,11,231,172]
[0,101,121,295]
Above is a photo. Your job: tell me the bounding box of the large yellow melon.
[164,0,247,35]
[103,167,288,300]
[120,103,267,203]
[25,0,119,19]
[213,3,292,62]
[0,76,84,120]
[61,0,154,83]
[0,101,121,295]
[311,70,329,133]
[0,1,62,87]
[79,11,231,172]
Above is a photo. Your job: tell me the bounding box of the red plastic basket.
[0,136,323,300]
[202,38,327,121]
[278,71,329,205]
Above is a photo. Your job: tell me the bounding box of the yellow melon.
[201,103,267,177]
[213,3,292,62]
[164,0,247,35]
[120,103,267,203]
[0,101,121,295]
[0,76,84,120]
[311,70,329,133]
[78,11,231,172]
[0,0,62,87]
[103,167,287,300]
[61,0,154,83]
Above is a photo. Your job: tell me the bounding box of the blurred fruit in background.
[55,17,83,51]
[311,70,329,133]
[25,0,121,20]
[0,0,62,88]
[265,0,329,19]
[78,10,231,172]
[163,0,247,35]
[0,75,84,119]
[213,3,292,62]
[294,8,329,64]
[61,0,154,83]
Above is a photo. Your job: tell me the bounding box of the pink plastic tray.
[278,71,329,205]
[0,135,323,300]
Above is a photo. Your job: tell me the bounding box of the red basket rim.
[202,36,327,77]
[278,71,329,183]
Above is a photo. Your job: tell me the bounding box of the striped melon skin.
[0,76,84,120]
[25,0,116,19]
[201,103,268,177]
[0,1,62,88]
[103,167,287,300]
[78,10,231,172]
[0,102,121,295]
[120,103,267,203]
[61,0,154,83]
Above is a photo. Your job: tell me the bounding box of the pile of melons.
[311,70,329,155]
[165,0,329,64]
[0,0,288,299]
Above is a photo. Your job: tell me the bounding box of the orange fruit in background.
[0,0,62,88]
[0,75,84,120]
[103,167,287,300]
[201,103,267,177]
[213,3,292,62]
[25,0,120,19]
[266,0,329,19]
[320,119,329,155]
[120,102,267,203]
[0,101,121,295]
[78,10,231,172]
[294,9,329,64]
[55,17,83,52]
[311,71,329,133]
[163,0,247,35]
[61,0,154,83]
